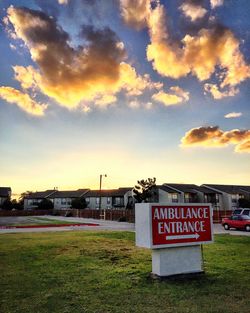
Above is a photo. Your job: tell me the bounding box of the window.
[231,215,239,220]
[114,197,121,205]
[32,199,41,205]
[113,197,124,207]
[184,193,192,203]
[171,193,178,203]
[96,198,100,205]
[231,194,237,203]
[61,198,67,205]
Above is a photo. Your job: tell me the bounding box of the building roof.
[25,187,132,200]
[85,188,132,198]
[51,189,89,198]
[238,186,250,193]
[158,185,180,193]
[0,187,11,197]
[203,184,250,194]
[196,186,222,194]
[25,190,57,199]
[163,183,202,193]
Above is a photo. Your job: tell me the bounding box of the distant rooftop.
[85,188,132,198]
[203,184,250,194]
[25,187,132,199]
[163,183,201,193]
[0,187,11,197]
[25,190,57,199]
[158,185,180,193]
[50,189,89,198]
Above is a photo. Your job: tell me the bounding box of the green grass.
[8,217,86,226]
[0,232,249,313]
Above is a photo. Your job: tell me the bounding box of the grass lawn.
[7,217,87,227]
[0,231,249,313]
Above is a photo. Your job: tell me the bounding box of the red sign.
[152,205,213,248]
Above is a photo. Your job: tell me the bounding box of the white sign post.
[135,203,213,277]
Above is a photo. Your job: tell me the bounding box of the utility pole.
[99,174,107,219]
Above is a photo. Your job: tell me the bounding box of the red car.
[222,215,250,232]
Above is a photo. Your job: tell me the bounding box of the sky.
[0,0,250,198]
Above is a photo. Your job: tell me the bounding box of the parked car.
[222,215,250,231]
[233,208,250,216]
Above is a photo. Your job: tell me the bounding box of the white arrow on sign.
[166,233,200,240]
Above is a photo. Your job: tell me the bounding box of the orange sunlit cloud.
[6,6,161,111]
[119,0,151,30]
[179,2,207,22]
[120,0,250,99]
[181,126,250,153]
[152,86,189,106]
[204,83,239,99]
[210,0,224,9]
[0,86,47,116]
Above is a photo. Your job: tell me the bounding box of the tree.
[238,198,250,208]
[132,177,157,203]
[19,191,32,206]
[38,199,54,210]
[1,199,12,210]
[71,197,88,210]
[11,199,24,210]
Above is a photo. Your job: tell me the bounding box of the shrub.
[38,199,54,210]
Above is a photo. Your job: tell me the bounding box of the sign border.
[150,203,214,249]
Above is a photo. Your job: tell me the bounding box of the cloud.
[170,86,190,101]
[120,0,151,30]
[204,83,239,99]
[9,43,16,50]
[224,112,242,119]
[0,86,47,116]
[13,65,39,90]
[181,126,250,153]
[58,0,68,4]
[179,1,207,22]
[94,94,117,107]
[235,140,250,153]
[152,86,189,106]
[128,99,140,109]
[181,126,224,147]
[148,9,250,86]
[119,62,163,96]
[210,0,224,9]
[120,1,250,99]
[128,99,154,110]
[6,6,161,110]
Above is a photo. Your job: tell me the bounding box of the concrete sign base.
[152,245,203,277]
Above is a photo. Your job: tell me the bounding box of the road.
[0,215,249,236]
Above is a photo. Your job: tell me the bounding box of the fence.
[0,209,53,217]
[212,210,233,223]
[53,208,135,222]
[0,208,232,223]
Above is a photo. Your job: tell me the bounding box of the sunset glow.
[0,0,250,197]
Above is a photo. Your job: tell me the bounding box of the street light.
[99,174,107,218]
